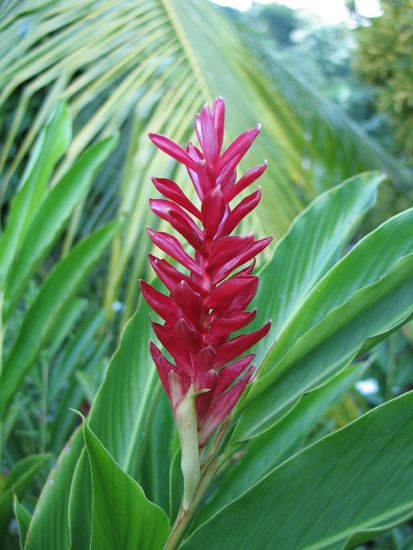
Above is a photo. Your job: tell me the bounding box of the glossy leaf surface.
[83,421,169,550]
[252,171,383,365]
[236,207,413,440]
[195,362,367,527]
[183,391,413,550]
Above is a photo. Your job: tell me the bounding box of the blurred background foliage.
[355,0,413,159]
[0,0,413,547]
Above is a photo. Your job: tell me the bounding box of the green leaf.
[26,298,157,550]
[235,207,413,440]
[0,101,71,287]
[237,253,413,440]
[182,391,413,550]
[140,386,175,513]
[0,221,118,415]
[83,420,170,550]
[5,135,118,306]
[2,0,404,318]
[342,515,413,550]
[13,496,32,550]
[68,450,92,550]
[25,429,84,550]
[50,338,109,453]
[87,299,158,470]
[260,207,413,378]
[48,309,105,402]
[45,297,88,359]
[194,362,367,528]
[69,298,159,549]
[252,171,383,365]
[0,453,49,535]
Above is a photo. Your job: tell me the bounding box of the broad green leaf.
[360,310,413,356]
[259,207,413,379]
[0,221,118,415]
[13,496,32,550]
[140,386,175,513]
[68,450,92,550]
[235,207,413,440]
[5,135,117,307]
[83,421,170,550]
[69,299,158,550]
[235,252,413,440]
[25,429,84,550]
[253,171,383,365]
[26,299,156,550]
[89,298,156,469]
[0,453,49,535]
[0,101,70,287]
[195,362,367,528]
[182,391,413,550]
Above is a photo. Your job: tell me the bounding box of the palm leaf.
[0,0,405,319]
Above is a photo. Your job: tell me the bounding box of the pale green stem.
[164,416,233,550]
[174,385,200,511]
[164,452,228,550]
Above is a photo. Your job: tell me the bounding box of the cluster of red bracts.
[141,97,271,447]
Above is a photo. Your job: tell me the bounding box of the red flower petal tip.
[143,97,272,448]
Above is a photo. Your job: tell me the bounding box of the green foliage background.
[355,0,413,159]
[0,1,413,548]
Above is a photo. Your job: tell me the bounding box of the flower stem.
[174,385,200,510]
[164,452,227,550]
[164,415,234,549]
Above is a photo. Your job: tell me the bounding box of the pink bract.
[141,97,272,447]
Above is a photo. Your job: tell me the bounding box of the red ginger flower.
[142,97,272,448]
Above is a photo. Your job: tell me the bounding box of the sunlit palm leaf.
[0,0,405,318]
